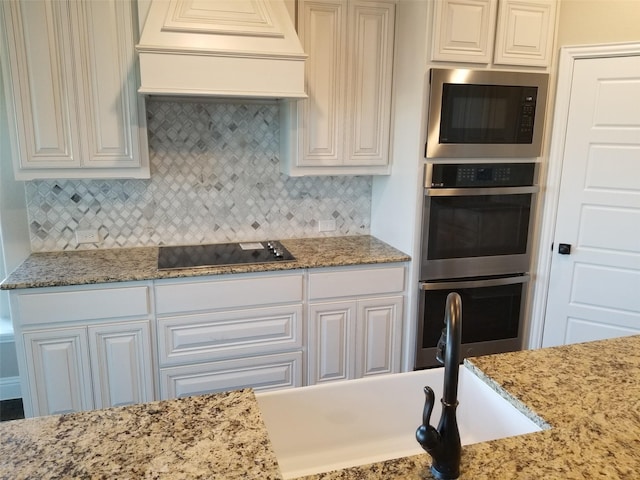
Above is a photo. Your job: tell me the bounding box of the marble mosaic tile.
[25,99,372,251]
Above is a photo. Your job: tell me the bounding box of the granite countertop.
[0,389,281,480]
[0,235,410,290]
[2,336,639,479]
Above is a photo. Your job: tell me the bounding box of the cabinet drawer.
[158,305,303,366]
[155,274,303,314]
[308,266,405,300]
[159,351,302,400]
[16,285,150,326]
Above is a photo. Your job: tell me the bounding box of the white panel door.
[88,322,154,409]
[23,328,93,416]
[355,296,403,377]
[307,301,356,384]
[542,55,640,346]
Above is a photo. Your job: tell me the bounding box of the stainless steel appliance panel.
[416,275,529,369]
[426,68,549,158]
[420,163,538,280]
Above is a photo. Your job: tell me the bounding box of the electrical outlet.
[318,219,336,232]
[76,229,101,244]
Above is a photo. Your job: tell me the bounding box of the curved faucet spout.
[416,292,463,480]
[442,293,462,405]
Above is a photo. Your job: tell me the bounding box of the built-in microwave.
[426,68,549,158]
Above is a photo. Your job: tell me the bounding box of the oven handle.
[425,186,539,196]
[420,275,530,290]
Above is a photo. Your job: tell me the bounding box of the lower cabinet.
[154,273,305,400]
[22,320,153,416]
[11,282,154,417]
[11,265,407,416]
[307,265,405,385]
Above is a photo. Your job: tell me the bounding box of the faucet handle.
[421,386,435,426]
[416,386,440,452]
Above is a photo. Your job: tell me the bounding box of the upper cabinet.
[431,0,558,67]
[0,0,150,180]
[280,0,396,176]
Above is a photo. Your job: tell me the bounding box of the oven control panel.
[428,163,536,188]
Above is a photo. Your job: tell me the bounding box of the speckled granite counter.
[0,389,281,480]
[2,336,639,479]
[0,235,410,290]
[297,335,640,479]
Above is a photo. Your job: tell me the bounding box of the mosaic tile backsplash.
[26,99,372,251]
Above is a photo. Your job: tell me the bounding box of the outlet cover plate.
[76,229,101,244]
[318,219,336,232]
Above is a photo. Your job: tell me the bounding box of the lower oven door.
[416,274,529,369]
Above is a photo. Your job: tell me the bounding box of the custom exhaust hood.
[136,0,307,99]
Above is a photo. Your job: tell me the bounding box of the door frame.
[528,42,640,349]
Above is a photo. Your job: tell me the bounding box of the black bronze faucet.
[416,292,462,480]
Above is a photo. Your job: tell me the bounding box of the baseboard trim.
[0,376,21,401]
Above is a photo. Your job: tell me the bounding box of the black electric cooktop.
[157,241,296,270]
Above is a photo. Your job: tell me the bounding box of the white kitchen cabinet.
[154,272,304,400]
[0,0,149,180]
[308,300,356,383]
[280,0,396,175]
[431,0,498,63]
[307,265,405,385]
[493,0,557,67]
[10,283,154,417]
[355,295,403,378]
[430,0,557,67]
[160,351,302,399]
[23,327,93,416]
[88,322,154,409]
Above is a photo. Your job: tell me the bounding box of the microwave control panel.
[516,87,539,143]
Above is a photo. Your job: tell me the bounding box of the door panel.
[542,55,640,346]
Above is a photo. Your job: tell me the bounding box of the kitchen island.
[1,335,639,479]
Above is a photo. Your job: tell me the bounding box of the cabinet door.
[158,305,303,367]
[1,0,149,179]
[75,0,147,170]
[345,0,395,166]
[159,352,302,400]
[1,0,82,169]
[23,328,93,416]
[493,0,557,67]
[281,0,395,175]
[307,301,357,384]
[299,0,347,166]
[431,0,498,63]
[88,321,154,409]
[355,296,403,378]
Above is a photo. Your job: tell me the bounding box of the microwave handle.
[420,275,530,290]
[425,186,539,196]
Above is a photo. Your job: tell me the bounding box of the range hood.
[136,0,307,99]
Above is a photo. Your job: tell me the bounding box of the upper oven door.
[420,163,539,280]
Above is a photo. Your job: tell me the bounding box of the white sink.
[256,366,543,479]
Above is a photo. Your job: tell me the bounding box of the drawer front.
[155,274,303,314]
[308,265,405,300]
[159,351,303,400]
[158,305,303,366]
[16,285,151,326]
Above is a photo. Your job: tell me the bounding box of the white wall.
[371,0,430,371]
[557,0,640,46]
[1,24,31,399]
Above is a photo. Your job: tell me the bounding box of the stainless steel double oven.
[416,162,539,369]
